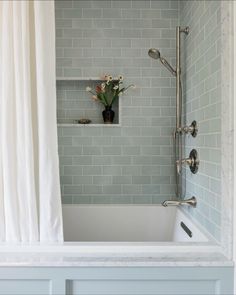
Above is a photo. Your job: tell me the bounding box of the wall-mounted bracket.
[180,26,190,35]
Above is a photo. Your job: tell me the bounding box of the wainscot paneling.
[0,267,233,295]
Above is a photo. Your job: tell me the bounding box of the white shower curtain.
[0,0,63,242]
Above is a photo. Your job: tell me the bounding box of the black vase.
[102,106,115,124]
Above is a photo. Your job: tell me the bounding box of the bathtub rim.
[0,241,220,254]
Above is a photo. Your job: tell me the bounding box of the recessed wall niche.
[56,79,119,125]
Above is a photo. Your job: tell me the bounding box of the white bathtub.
[63,205,209,243]
[0,207,229,293]
[0,205,218,259]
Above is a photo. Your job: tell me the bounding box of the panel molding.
[0,267,233,295]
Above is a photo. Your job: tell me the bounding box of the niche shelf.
[56,78,120,126]
[56,77,103,81]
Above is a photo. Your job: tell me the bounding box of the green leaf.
[104,93,110,105]
[111,94,119,105]
[97,93,107,106]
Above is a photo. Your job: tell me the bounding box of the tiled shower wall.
[55,0,224,242]
[180,1,222,241]
[55,0,178,204]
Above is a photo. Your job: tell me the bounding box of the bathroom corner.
[0,1,235,294]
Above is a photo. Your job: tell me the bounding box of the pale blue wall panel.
[0,280,51,295]
[0,267,233,295]
[70,279,217,295]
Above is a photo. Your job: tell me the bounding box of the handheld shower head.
[148,48,161,60]
[148,48,176,76]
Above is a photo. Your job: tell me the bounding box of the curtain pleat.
[0,0,63,242]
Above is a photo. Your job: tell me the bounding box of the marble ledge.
[0,252,232,267]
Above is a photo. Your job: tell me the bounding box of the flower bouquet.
[86,75,135,124]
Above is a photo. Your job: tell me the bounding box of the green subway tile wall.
[180,0,222,241]
[56,0,177,204]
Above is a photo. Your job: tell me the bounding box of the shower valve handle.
[176,149,199,175]
[176,158,193,174]
[177,121,198,137]
[181,121,198,137]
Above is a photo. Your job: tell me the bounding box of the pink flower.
[101,75,109,81]
[96,85,102,93]
[92,95,98,101]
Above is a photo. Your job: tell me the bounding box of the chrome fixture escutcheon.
[176,149,199,174]
[188,149,199,174]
